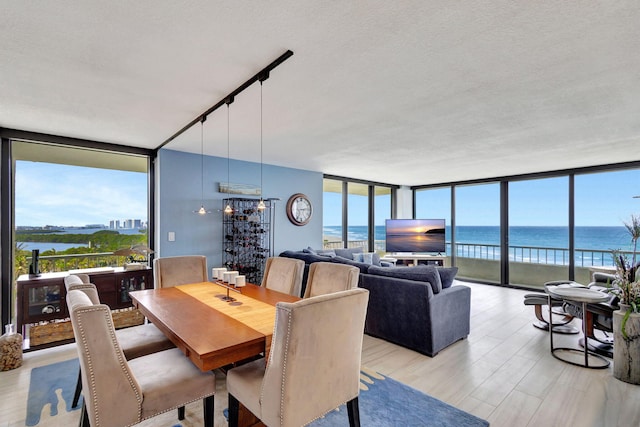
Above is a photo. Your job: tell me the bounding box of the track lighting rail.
[157,49,293,150]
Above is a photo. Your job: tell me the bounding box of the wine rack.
[222,198,273,284]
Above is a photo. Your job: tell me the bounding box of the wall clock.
[286,193,313,226]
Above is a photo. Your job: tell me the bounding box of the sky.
[15,160,640,228]
[15,161,147,227]
[325,169,640,227]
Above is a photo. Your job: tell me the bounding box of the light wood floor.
[2,281,639,427]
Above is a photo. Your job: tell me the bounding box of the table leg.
[548,294,554,352]
[582,301,589,367]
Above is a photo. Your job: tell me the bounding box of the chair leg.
[79,401,90,427]
[72,369,83,408]
[228,393,240,427]
[203,395,214,427]
[178,405,185,420]
[347,397,360,427]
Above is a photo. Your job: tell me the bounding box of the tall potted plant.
[611,214,640,384]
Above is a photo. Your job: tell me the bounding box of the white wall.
[395,185,413,218]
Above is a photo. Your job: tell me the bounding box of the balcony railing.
[23,252,134,275]
[324,240,627,268]
[31,241,622,276]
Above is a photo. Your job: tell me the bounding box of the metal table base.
[548,293,610,369]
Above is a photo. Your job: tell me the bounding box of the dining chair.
[303,261,360,298]
[227,288,370,427]
[153,255,208,288]
[64,275,175,408]
[67,289,215,427]
[261,256,305,297]
[64,273,90,286]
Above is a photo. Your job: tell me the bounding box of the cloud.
[15,162,147,227]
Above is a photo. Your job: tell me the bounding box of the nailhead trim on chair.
[278,306,293,426]
[69,283,97,291]
[76,306,143,426]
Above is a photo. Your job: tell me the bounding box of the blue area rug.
[26,358,82,426]
[224,368,489,427]
[28,360,489,427]
[309,369,489,426]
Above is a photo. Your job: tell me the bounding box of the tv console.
[385,253,446,267]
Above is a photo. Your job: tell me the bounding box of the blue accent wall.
[157,149,322,274]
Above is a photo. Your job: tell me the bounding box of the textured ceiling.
[2,1,640,186]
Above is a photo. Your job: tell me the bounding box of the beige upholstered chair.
[153,255,208,288]
[67,289,215,427]
[303,261,360,298]
[64,273,90,286]
[227,288,369,427]
[261,256,305,297]
[64,275,175,409]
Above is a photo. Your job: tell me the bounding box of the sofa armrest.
[428,285,471,355]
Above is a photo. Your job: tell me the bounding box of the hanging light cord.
[260,81,263,197]
[223,102,234,214]
[227,103,230,190]
[201,118,205,203]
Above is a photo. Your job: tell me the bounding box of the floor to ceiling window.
[9,140,150,324]
[455,183,501,283]
[322,178,344,248]
[412,163,640,288]
[415,186,451,254]
[508,177,569,286]
[322,176,396,253]
[574,168,640,283]
[374,186,392,252]
[347,182,370,250]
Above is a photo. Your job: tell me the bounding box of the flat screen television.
[385,219,446,254]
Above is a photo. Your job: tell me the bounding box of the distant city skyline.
[15,161,147,227]
[16,220,147,230]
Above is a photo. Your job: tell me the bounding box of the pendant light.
[257,79,266,211]
[193,116,212,215]
[224,98,234,215]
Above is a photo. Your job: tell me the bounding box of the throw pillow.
[334,247,364,260]
[353,252,381,266]
[367,265,443,294]
[362,252,374,265]
[371,252,381,266]
[437,267,458,289]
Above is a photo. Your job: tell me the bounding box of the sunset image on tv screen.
[385,219,445,253]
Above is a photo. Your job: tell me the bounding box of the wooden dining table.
[129,281,300,372]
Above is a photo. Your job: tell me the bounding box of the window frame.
[1,128,155,329]
[323,174,398,251]
[412,161,640,287]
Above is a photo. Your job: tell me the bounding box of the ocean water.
[324,225,634,250]
[18,242,90,252]
[323,225,635,265]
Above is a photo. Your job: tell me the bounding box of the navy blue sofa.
[279,249,471,356]
[360,268,471,356]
